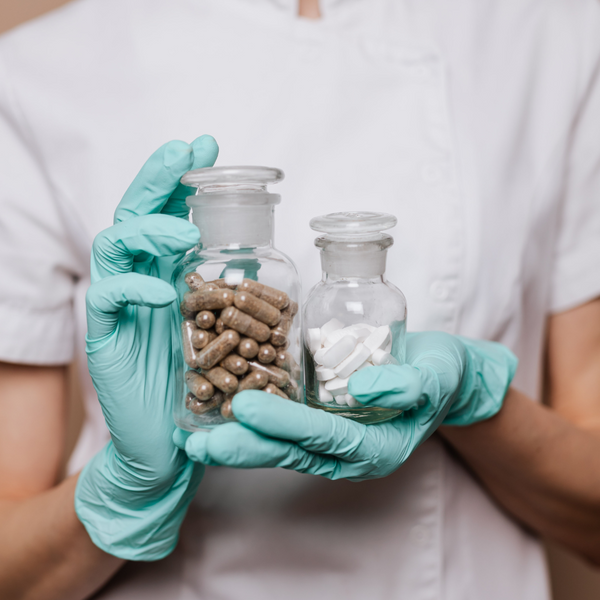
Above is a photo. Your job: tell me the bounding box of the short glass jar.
[172,166,302,431]
[303,212,407,424]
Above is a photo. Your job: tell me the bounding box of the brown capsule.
[186,391,224,415]
[204,366,238,393]
[237,370,269,392]
[270,313,293,346]
[180,301,197,320]
[220,398,235,420]
[285,300,299,317]
[233,292,281,327]
[220,354,249,376]
[214,317,226,335]
[185,370,214,400]
[238,279,289,310]
[191,329,217,349]
[220,306,271,342]
[181,321,200,368]
[282,378,300,402]
[238,337,259,359]
[185,271,205,291]
[257,343,277,364]
[274,350,294,371]
[264,383,290,399]
[183,289,235,312]
[195,310,216,330]
[248,361,290,388]
[207,278,237,290]
[197,330,241,370]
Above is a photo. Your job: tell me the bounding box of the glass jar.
[172,166,302,431]
[303,212,407,424]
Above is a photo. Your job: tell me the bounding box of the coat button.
[409,524,430,546]
[430,281,449,301]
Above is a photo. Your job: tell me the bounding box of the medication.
[186,391,224,415]
[197,330,241,370]
[214,318,226,335]
[364,326,391,354]
[307,328,322,354]
[180,301,197,321]
[319,335,357,369]
[185,370,214,400]
[238,279,289,310]
[345,394,362,408]
[238,370,269,392]
[204,366,239,393]
[318,381,334,403]
[195,310,216,330]
[334,394,348,406]
[220,354,249,376]
[238,337,259,359]
[371,348,399,366]
[220,398,235,419]
[270,312,293,346]
[257,343,277,364]
[315,365,336,381]
[325,376,349,396]
[183,288,235,312]
[221,306,271,342]
[234,291,282,327]
[322,328,355,349]
[185,272,205,291]
[334,343,371,379]
[320,318,344,344]
[191,328,217,350]
[249,361,290,388]
[264,383,290,399]
[181,321,200,368]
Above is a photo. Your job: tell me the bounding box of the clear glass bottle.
[303,212,407,424]
[172,166,302,431]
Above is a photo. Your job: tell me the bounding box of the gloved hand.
[177,331,517,481]
[75,135,219,560]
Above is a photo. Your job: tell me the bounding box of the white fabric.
[1,0,600,597]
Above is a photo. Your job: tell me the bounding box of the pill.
[344,324,374,342]
[264,383,290,399]
[220,353,249,375]
[325,376,349,396]
[345,394,362,408]
[220,398,235,419]
[238,337,259,358]
[238,370,269,391]
[207,278,237,290]
[318,381,334,403]
[335,394,348,406]
[371,349,399,366]
[248,361,290,388]
[204,366,239,393]
[195,310,216,330]
[185,391,224,415]
[320,318,345,344]
[364,326,391,354]
[257,343,277,364]
[323,328,357,349]
[181,321,200,368]
[191,328,217,349]
[319,335,358,369]
[334,343,372,379]
[307,328,322,353]
[214,318,226,335]
[183,289,235,312]
[197,330,241,369]
[273,350,293,370]
[286,300,299,317]
[234,292,282,327]
[270,312,293,346]
[185,370,214,400]
[316,365,336,381]
[185,271,205,291]
[238,279,289,310]
[221,306,271,342]
[180,301,197,320]
[282,378,300,401]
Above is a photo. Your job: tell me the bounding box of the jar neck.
[317,234,392,279]
[190,195,276,249]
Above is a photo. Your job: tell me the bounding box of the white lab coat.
[1,0,600,598]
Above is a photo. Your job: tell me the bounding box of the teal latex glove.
[177,331,517,481]
[75,135,219,560]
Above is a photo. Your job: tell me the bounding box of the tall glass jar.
[172,166,302,431]
[303,212,407,424]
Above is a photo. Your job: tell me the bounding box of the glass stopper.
[309,212,397,236]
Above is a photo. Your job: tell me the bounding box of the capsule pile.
[307,318,397,407]
[181,272,300,420]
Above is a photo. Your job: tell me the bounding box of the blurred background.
[1,2,599,598]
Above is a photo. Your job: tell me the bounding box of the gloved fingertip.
[190,134,219,169]
[172,428,192,450]
[185,433,212,464]
[163,140,193,169]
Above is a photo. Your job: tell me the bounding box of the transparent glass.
[172,166,302,431]
[303,212,407,424]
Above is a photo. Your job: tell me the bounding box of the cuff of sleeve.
[0,303,74,364]
[75,443,204,561]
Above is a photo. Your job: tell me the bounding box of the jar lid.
[310,212,397,236]
[181,166,284,191]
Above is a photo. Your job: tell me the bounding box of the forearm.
[0,474,123,600]
[439,388,600,564]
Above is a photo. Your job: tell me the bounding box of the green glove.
[177,331,516,481]
[75,135,219,560]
